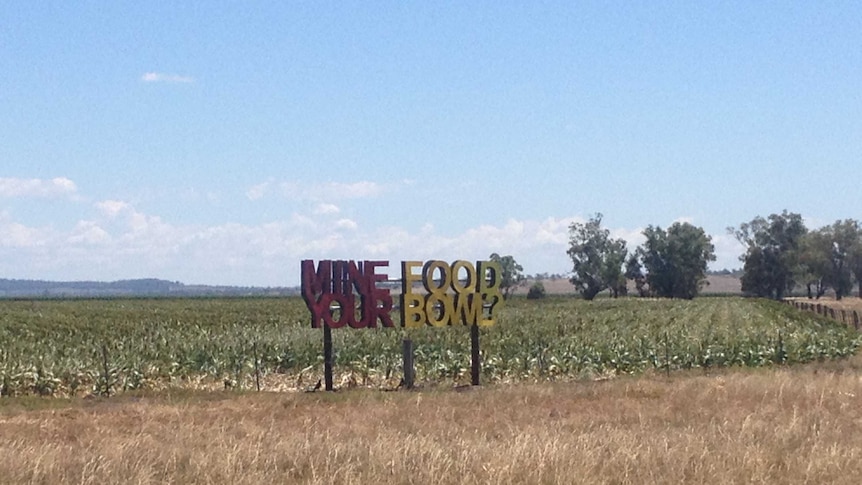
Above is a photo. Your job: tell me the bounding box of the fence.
[785,299,861,331]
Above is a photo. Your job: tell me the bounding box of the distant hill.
[0,274,743,299]
[0,278,299,298]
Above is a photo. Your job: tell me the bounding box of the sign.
[400,260,502,327]
[301,260,394,329]
[300,259,504,328]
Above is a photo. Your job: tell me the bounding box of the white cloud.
[96,200,132,218]
[335,218,358,231]
[0,221,52,247]
[314,203,340,215]
[246,180,272,200]
[711,233,746,270]
[0,194,747,285]
[288,180,383,200]
[68,221,111,245]
[248,179,388,202]
[610,227,647,251]
[535,216,581,244]
[141,72,194,84]
[0,177,78,198]
[323,181,382,199]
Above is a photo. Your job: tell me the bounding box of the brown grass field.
[4,357,862,484]
[789,296,862,313]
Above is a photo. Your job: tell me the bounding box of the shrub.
[526,282,546,300]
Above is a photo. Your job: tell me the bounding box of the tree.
[849,221,862,298]
[822,219,860,300]
[526,281,546,300]
[604,240,629,298]
[730,211,807,299]
[797,230,832,299]
[566,213,628,300]
[488,253,525,300]
[637,222,715,299]
[625,253,649,297]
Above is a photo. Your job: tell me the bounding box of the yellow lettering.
[401,261,422,296]
[477,260,503,326]
[450,260,476,295]
[422,260,451,294]
[453,292,481,325]
[401,293,425,328]
[425,293,453,327]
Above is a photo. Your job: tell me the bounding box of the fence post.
[100,342,111,397]
[323,324,334,391]
[471,324,481,386]
[854,311,860,331]
[253,341,261,392]
[402,338,414,389]
[664,331,671,377]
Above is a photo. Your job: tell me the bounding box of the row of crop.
[1,297,860,397]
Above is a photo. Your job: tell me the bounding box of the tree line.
[729,211,862,300]
[566,214,716,300]
[499,211,862,301]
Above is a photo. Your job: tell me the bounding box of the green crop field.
[1,297,859,397]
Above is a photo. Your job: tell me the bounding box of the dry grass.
[3,359,862,484]
[792,296,862,313]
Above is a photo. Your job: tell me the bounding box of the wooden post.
[100,342,111,397]
[471,324,481,386]
[324,324,334,391]
[664,331,671,377]
[253,341,261,392]
[402,338,414,389]
[854,311,860,331]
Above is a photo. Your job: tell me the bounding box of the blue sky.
[2,2,860,286]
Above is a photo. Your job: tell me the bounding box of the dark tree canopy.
[526,281,546,300]
[797,230,832,299]
[637,222,716,299]
[798,219,861,300]
[488,253,525,300]
[731,211,807,299]
[567,213,628,300]
[851,224,862,298]
[823,219,860,300]
[625,253,648,297]
[731,213,862,300]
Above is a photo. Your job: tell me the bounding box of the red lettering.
[301,259,392,329]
